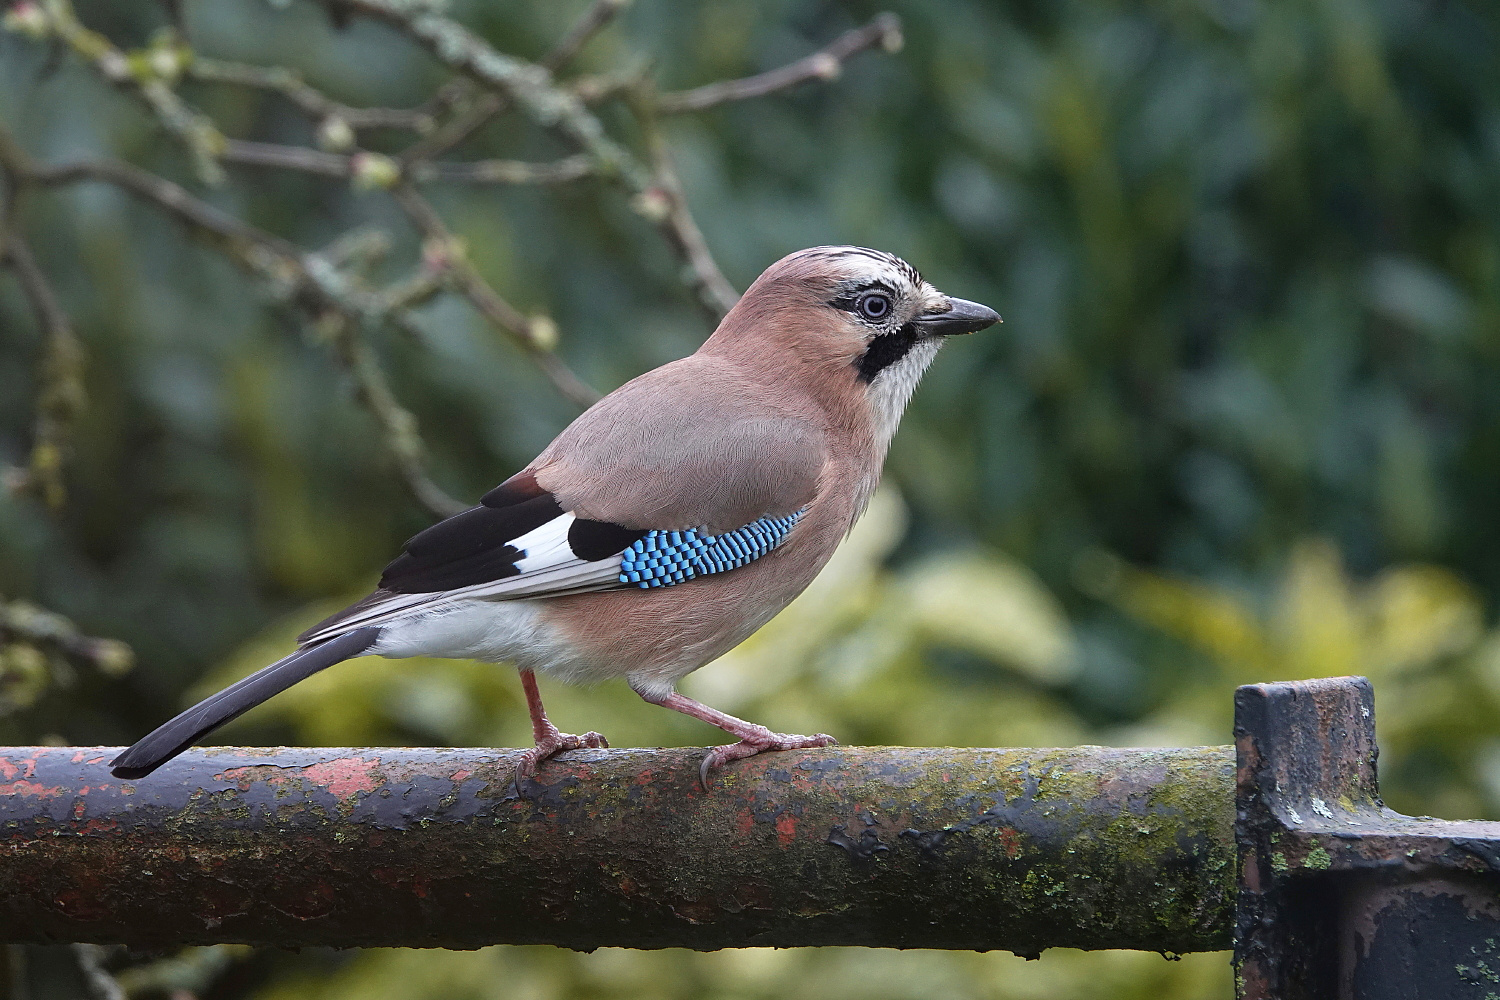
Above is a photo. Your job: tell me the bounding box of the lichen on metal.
[0,743,1236,954]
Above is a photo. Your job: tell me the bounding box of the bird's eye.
[858,293,892,321]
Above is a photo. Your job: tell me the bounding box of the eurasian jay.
[110,247,1000,785]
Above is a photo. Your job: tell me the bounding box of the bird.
[110,246,1000,787]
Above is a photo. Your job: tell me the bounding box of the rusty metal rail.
[0,744,1234,952]
[8,676,1500,1000]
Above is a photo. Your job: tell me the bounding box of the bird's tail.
[109,626,381,780]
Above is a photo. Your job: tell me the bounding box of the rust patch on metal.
[0,754,37,780]
[0,779,64,798]
[998,826,1022,859]
[301,756,382,799]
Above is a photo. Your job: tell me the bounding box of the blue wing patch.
[618,509,806,588]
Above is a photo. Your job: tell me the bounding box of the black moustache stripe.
[855,322,919,383]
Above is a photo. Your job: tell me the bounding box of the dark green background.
[3,0,1499,996]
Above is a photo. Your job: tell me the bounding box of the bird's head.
[704,246,1000,441]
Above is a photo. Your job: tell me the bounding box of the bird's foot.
[515,728,609,789]
[699,728,837,788]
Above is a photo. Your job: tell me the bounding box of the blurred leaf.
[903,552,1077,684]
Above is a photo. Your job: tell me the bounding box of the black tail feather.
[110,626,381,780]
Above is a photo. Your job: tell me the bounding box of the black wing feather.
[380,493,564,594]
[568,518,648,561]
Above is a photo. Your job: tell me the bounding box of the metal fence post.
[1235,676,1500,999]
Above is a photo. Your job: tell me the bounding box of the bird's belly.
[370,598,621,684]
[538,542,832,696]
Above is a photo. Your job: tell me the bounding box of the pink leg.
[514,669,607,786]
[634,688,836,788]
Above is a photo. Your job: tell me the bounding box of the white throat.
[866,338,943,450]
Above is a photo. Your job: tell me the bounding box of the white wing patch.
[301,512,624,644]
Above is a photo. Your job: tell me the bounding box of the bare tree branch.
[0,594,133,676]
[394,91,506,169]
[0,132,464,519]
[312,0,651,190]
[390,182,600,407]
[0,234,86,509]
[20,157,305,269]
[318,226,392,271]
[629,88,739,320]
[394,0,629,167]
[542,0,631,73]
[305,0,744,328]
[375,266,445,315]
[656,14,904,114]
[33,0,227,183]
[569,61,654,106]
[188,58,449,132]
[220,139,594,186]
[413,154,593,185]
[314,305,467,518]
[221,138,352,177]
[0,132,86,506]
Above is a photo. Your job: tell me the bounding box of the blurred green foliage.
[2,0,1499,997]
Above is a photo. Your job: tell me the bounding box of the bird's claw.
[699,731,837,789]
[514,729,609,790]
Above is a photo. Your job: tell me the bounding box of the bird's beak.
[914,297,1001,337]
